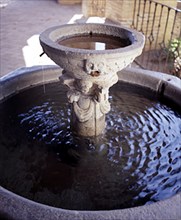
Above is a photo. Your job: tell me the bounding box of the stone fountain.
[0,23,181,220]
[39,23,144,136]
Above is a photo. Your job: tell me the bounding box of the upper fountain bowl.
[40,23,145,79]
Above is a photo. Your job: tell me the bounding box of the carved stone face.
[85,59,105,76]
[77,80,93,94]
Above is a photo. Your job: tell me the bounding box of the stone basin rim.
[39,23,145,56]
[0,66,181,220]
[0,186,180,220]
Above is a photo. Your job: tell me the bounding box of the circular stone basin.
[0,66,181,220]
[39,23,145,79]
[39,23,145,137]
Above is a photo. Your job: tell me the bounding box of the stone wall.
[105,0,133,26]
[58,0,177,15]
[57,0,82,4]
[82,0,179,50]
[82,0,177,24]
[177,0,181,9]
[82,0,106,17]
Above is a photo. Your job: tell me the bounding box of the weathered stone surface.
[0,65,181,220]
[39,23,145,136]
[1,184,180,220]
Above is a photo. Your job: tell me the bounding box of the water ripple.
[0,82,180,210]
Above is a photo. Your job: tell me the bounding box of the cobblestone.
[0,0,81,76]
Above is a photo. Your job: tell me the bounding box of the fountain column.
[60,59,118,137]
[39,23,145,137]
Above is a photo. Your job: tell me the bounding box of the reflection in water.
[0,82,180,210]
[57,33,131,50]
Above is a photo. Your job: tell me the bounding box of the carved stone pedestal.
[40,23,145,136]
[60,71,118,136]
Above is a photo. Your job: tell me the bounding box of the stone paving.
[0,0,140,78]
[0,0,81,77]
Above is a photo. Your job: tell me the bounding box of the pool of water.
[57,33,131,50]
[0,81,180,210]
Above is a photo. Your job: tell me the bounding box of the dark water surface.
[0,82,181,210]
[57,33,131,50]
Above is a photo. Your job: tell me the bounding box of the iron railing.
[132,0,181,77]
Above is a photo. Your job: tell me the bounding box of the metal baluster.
[165,10,180,75]
[136,0,142,30]
[140,0,147,33]
[132,0,181,74]
[142,0,152,68]
[138,0,146,65]
[132,0,137,28]
[162,7,171,73]
[152,4,163,72]
[147,2,158,69]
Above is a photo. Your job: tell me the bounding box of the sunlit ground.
[0,0,11,8]
[22,15,106,68]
